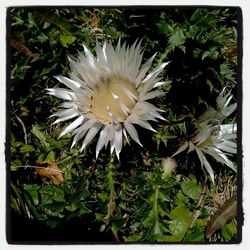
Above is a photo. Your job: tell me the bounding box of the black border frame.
[5,5,243,245]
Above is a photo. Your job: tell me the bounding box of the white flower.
[161,157,177,178]
[47,39,168,159]
[173,88,237,182]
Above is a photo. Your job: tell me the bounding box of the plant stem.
[105,156,120,242]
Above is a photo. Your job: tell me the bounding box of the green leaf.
[46,151,56,161]
[181,175,202,200]
[40,184,65,204]
[23,184,40,205]
[221,219,237,241]
[184,227,205,242]
[65,200,80,212]
[111,218,127,231]
[166,206,191,241]
[42,202,65,217]
[31,125,50,150]
[169,29,186,49]
[124,234,142,242]
[11,159,22,171]
[20,144,34,153]
[190,9,204,22]
[202,51,210,60]
[175,190,189,206]
[60,34,76,47]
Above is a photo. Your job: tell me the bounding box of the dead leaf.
[90,12,100,28]
[11,38,39,58]
[35,160,64,185]
[206,194,237,238]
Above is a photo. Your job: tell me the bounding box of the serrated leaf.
[40,184,65,204]
[169,29,186,48]
[31,125,50,150]
[181,175,202,200]
[167,206,191,241]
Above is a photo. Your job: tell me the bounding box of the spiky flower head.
[173,88,237,182]
[47,39,168,159]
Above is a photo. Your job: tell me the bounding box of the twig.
[14,165,65,173]
[11,38,39,58]
[190,184,208,228]
[15,114,28,145]
[111,227,120,242]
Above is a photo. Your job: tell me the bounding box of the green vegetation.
[9,7,239,242]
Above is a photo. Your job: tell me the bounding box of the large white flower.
[173,88,237,182]
[47,39,168,159]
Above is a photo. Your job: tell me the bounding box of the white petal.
[114,128,123,159]
[139,90,165,101]
[53,113,78,125]
[95,126,109,158]
[172,141,189,157]
[135,53,157,86]
[60,102,77,109]
[123,127,130,144]
[153,81,166,88]
[107,106,119,123]
[51,107,77,118]
[112,92,129,115]
[224,103,237,117]
[120,85,138,102]
[59,116,84,138]
[203,156,215,183]
[81,123,102,151]
[104,124,115,148]
[215,143,237,154]
[124,121,142,147]
[71,126,88,148]
[143,62,169,82]
[149,111,166,121]
[55,76,81,91]
[194,146,205,166]
[128,114,156,132]
[83,44,94,61]
[47,88,75,100]
[71,119,99,148]
[194,146,215,182]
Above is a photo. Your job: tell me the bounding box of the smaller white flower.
[161,157,177,178]
[173,88,237,183]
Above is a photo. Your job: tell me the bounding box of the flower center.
[90,78,138,124]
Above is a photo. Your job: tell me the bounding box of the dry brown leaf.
[206,194,237,238]
[90,12,100,28]
[35,160,64,185]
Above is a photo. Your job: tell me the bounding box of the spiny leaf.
[165,206,191,242]
[181,175,202,200]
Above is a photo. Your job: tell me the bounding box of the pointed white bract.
[48,39,167,159]
[172,88,237,182]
